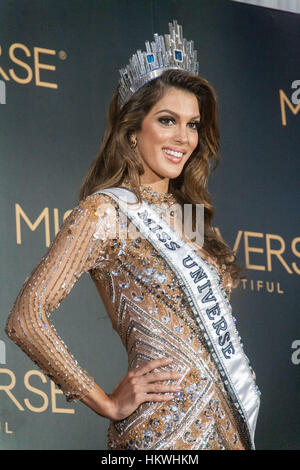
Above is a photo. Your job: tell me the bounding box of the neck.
[140,178,169,194]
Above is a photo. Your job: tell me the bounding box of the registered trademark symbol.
[58,50,67,60]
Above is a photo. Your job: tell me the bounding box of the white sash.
[92,186,261,450]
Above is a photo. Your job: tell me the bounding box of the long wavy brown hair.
[79,69,244,288]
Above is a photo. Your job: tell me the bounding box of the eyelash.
[158,117,200,131]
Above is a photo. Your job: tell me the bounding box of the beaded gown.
[5,182,252,450]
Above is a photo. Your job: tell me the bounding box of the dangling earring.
[129,134,137,149]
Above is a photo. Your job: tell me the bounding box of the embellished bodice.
[5,183,251,450]
[119,180,233,296]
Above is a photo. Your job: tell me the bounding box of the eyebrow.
[154,109,201,120]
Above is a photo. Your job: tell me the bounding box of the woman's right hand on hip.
[106,357,184,421]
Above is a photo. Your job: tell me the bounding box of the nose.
[173,123,188,144]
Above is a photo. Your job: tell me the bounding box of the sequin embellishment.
[5,189,252,450]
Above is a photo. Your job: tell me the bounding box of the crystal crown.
[118,19,199,108]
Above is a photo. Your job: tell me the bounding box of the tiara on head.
[118,19,199,109]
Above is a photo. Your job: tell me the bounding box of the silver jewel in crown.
[118,19,199,109]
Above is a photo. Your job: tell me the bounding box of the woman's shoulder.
[73,191,121,226]
[57,191,121,245]
[80,191,120,210]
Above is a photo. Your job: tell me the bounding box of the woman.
[5,20,260,450]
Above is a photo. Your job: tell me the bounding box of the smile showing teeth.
[162,148,183,158]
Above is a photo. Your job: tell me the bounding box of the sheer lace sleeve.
[5,192,116,402]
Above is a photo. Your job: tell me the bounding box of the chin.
[158,165,184,179]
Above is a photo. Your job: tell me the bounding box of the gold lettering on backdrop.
[63,209,72,222]
[15,204,50,246]
[0,368,75,414]
[24,370,49,412]
[0,44,10,80]
[291,237,300,275]
[0,43,58,88]
[5,422,13,434]
[34,47,57,89]
[277,282,284,294]
[50,381,75,414]
[244,232,266,271]
[9,43,33,84]
[257,280,263,291]
[54,209,72,236]
[242,231,297,275]
[232,229,243,255]
[279,89,300,126]
[53,208,60,236]
[15,205,74,246]
[266,234,292,273]
[266,281,275,293]
[240,279,284,294]
[0,369,24,410]
[0,421,13,434]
